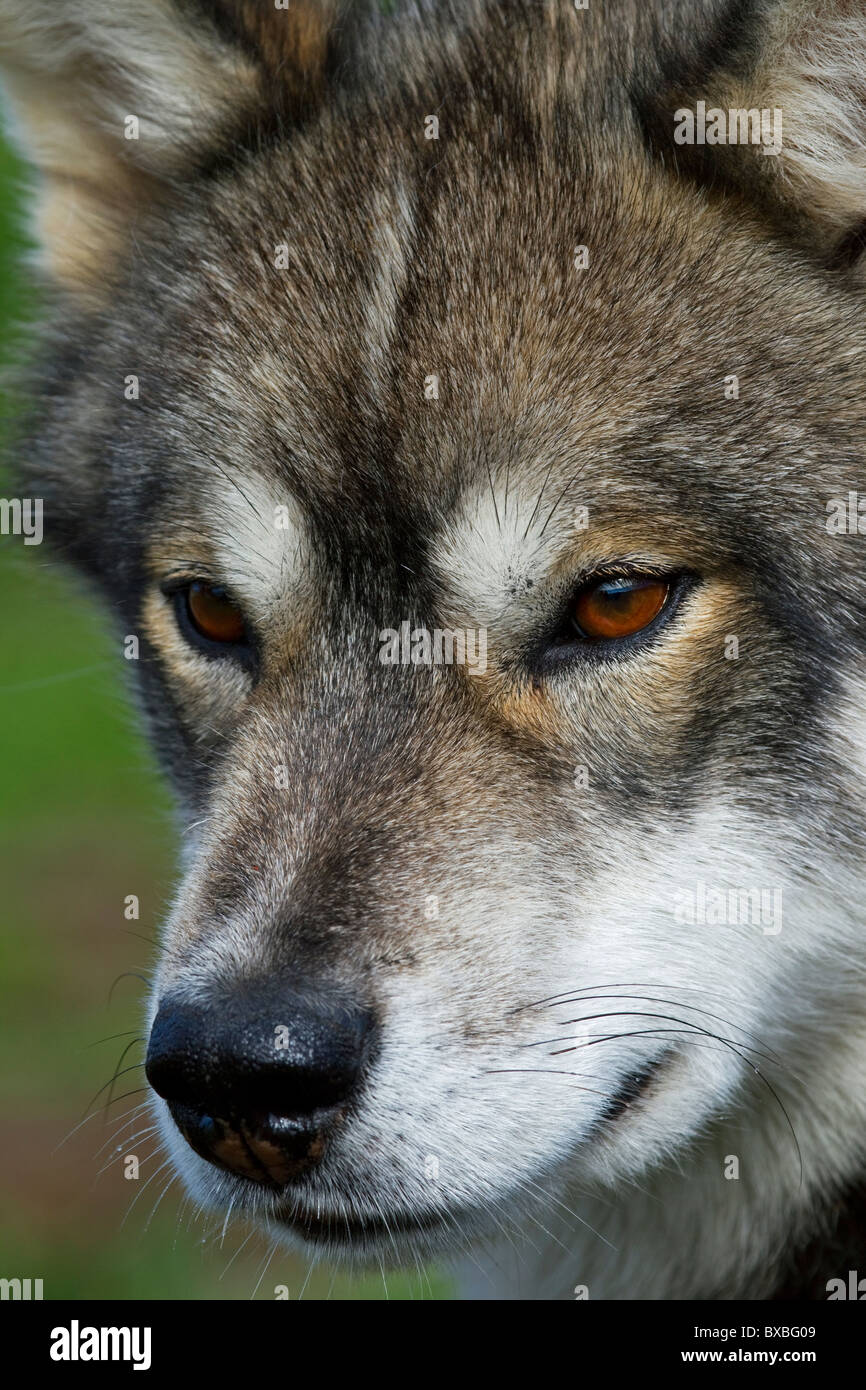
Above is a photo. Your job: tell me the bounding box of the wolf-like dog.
[4,0,866,1300]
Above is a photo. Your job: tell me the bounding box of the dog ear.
[0,0,341,300]
[653,0,866,268]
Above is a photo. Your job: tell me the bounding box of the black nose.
[145,984,376,1186]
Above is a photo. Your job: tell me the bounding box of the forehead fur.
[15,0,866,632]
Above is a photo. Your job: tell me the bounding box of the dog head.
[5,0,866,1269]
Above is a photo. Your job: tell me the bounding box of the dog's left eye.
[571,574,671,641]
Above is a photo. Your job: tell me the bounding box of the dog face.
[6,0,866,1278]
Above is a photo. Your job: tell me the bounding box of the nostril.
[168,1106,332,1184]
[146,987,377,1183]
[168,1103,324,1186]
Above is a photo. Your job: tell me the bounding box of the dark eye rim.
[161,578,258,671]
[533,568,698,673]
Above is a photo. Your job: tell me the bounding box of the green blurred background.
[0,135,450,1301]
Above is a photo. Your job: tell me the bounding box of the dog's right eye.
[170,580,251,658]
[185,582,247,643]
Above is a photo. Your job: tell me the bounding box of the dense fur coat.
[3,0,866,1298]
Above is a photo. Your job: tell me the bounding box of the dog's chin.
[155,1107,471,1262]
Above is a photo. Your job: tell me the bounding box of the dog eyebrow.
[141,465,308,613]
[201,468,308,614]
[431,467,584,589]
[158,565,220,589]
[145,535,217,585]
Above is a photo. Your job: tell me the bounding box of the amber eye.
[185,581,247,644]
[572,574,670,641]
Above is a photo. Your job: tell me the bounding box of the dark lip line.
[277,1203,457,1246]
[592,1051,672,1132]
